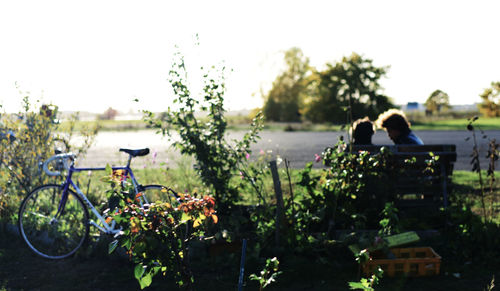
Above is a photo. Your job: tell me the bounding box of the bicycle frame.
[57,160,141,235]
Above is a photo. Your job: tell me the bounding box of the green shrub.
[143,48,263,212]
[0,94,98,225]
[104,166,217,290]
[297,140,395,232]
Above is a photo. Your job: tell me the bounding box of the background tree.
[263,47,310,122]
[303,53,394,124]
[425,89,451,115]
[98,107,118,120]
[479,82,500,117]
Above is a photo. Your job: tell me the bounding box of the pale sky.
[1,0,499,114]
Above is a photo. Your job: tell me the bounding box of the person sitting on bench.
[376,109,423,145]
[351,117,375,145]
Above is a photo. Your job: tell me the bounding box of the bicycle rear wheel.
[18,184,89,259]
[141,184,179,206]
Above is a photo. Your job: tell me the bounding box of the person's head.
[375,109,411,142]
[351,117,375,145]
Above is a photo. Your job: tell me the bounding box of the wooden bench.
[347,144,457,210]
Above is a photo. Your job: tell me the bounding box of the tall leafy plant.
[143,48,263,211]
[466,116,499,222]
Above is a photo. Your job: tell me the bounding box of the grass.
[452,170,500,224]
[3,166,497,225]
[60,167,500,209]
[411,117,500,131]
[59,116,500,132]
[57,119,147,132]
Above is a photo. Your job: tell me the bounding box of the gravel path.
[78,130,500,171]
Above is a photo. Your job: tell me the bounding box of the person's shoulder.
[395,132,423,145]
[407,132,424,145]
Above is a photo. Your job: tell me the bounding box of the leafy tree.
[263,47,310,122]
[479,82,500,117]
[303,53,394,124]
[425,89,450,115]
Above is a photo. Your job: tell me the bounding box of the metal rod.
[237,239,248,291]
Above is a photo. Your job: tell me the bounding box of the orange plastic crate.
[362,247,441,277]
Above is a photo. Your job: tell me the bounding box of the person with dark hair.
[351,117,375,145]
[375,109,423,145]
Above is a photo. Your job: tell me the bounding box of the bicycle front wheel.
[18,184,89,259]
[141,184,179,206]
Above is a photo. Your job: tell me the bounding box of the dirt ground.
[1,230,498,291]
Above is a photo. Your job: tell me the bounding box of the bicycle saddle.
[119,148,150,157]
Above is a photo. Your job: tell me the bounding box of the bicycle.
[18,148,178,259]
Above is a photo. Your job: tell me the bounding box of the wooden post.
[269,160,285,247]
[440,161,448,209]
[285,159,296,244]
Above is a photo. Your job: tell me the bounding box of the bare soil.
[1,230,498,291]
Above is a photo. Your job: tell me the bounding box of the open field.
[59,117,500,132]
[411,117,500,131]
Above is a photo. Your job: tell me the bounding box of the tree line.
[262,48,500,123]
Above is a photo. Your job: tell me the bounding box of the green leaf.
[348,244,361,254]
[113,215,125,224]
[181,212,192,223]
[105,163,112,175]
[108,240,118,254]
[348,278,373,290]
[122,237,132,250]
[151,266,161,276]
[139,273,153,289]
[134,264,145,280]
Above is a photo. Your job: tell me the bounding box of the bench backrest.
[348,144,457,208]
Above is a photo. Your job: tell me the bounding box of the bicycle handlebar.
[42,153,76,176]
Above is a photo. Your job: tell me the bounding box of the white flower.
[276,155,283,165]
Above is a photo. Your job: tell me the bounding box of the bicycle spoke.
[25,211,52,220]
[19,184,89,259]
